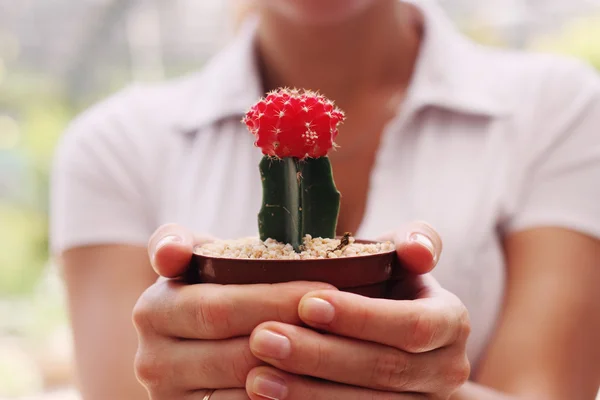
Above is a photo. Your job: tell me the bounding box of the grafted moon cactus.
[243,88,346,251]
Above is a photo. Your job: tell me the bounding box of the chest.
[329,96,405,233]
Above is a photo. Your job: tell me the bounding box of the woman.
[51,0,600,399]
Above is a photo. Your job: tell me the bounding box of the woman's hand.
[134,222,470,399]
[245,222,471,400]
[132,224,336,399]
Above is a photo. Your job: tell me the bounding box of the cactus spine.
[244,88,345,251]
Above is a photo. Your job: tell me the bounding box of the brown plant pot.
[187,239,399,298]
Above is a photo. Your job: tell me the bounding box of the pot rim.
[192,238,395,263]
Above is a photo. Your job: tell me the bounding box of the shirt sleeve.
[503,60,600,239]
[50,86,155,254]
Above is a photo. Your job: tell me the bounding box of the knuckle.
[445,355,471,389]
[194,350,218,386]
[354,303,372,338]
[371,349,411,391]
[406,309,438,352]
[275,299,289,325]
[457,307,472,342]
[192,293,233,337]
[134,347,171,389]
[132,287,158,334]
[232,343,258,386]
[310,341,326,375]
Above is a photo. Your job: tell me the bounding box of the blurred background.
[0,0,599,398]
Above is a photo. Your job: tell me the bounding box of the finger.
[187,389,249,400]
[134,280,337,339]
[148,223,215,278]
[136,336,261,392]
[249,322,469,394]
[246,366,424,400]
[392,221,442,275]
[298,288,470,353]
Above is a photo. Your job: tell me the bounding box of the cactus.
[243,88,346,251]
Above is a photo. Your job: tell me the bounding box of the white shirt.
[50,0,600,369]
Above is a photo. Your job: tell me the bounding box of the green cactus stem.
[258,156,341,251]
[244,88,346,251]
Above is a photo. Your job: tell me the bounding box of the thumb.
[148,223,214,278]
[378,221,442,275]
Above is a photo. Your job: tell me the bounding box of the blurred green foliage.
[0,70,73,296]
[531,14,600,70]
[0,204,48,295]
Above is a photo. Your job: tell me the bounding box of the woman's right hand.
[132,224,335,399]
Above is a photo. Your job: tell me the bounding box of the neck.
[255,1,422,107]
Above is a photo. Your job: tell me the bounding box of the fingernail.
[152,235,181,259]
[252,330,291,359]
[300,297,335,324]
[408,232,436,259]
[252,373,288,400]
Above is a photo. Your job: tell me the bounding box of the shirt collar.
[404,0,512,117]
[177,0,510,133]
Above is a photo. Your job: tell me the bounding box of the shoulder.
[63,71,207,142]
[465,45,600,160]
[54,67,219,173]
[476,45,600,115]
[468,48,600,239]
[50,72,220,252]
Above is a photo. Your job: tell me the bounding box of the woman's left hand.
[245,222,472,400]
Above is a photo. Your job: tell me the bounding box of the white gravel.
[196,235,395,260]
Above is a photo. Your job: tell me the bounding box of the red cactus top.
[243,88,345,159]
